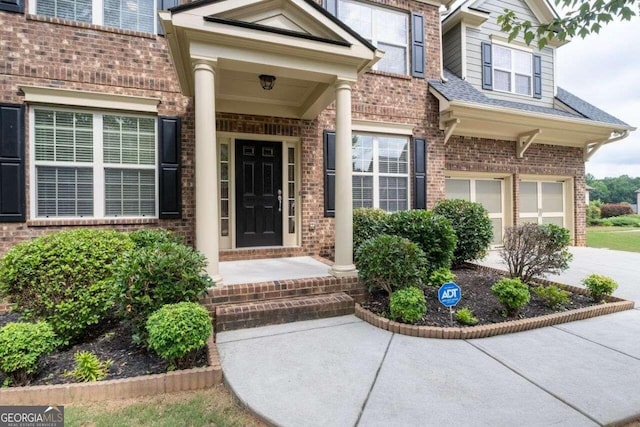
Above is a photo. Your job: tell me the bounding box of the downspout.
[439,8,449,82]
[584,130,630,161]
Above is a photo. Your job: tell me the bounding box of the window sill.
[26,14,158,39]
[366,70,413,80]
[27,217,160,227]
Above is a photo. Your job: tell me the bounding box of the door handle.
[277,189,282,212]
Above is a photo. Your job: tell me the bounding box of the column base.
[329,264,358,278]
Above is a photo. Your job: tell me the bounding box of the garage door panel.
[542,216,564,226]
[541,182,563,212]
[476,180,502,214]
[445,179,471,201]
[520,182,538,213]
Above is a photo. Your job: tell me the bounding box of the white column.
[194,61,222,284]
[331,80,357,277]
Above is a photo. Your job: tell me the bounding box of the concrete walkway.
[217,248,640,426]
[219,256,331,285]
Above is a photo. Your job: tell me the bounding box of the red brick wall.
[445,136,586,245]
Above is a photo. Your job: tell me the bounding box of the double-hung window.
[492,45,532,96]
[352,134,409,212]
[337,0,408,75]
[32,108,157,219]
[35,0,155,33]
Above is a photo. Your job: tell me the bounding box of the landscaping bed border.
[0,333,223,405]
[355,264,635,339]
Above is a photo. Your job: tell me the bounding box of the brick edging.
[354,269,635,339]
[0,334,223,405]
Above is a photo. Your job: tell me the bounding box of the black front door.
[235,140,283,247]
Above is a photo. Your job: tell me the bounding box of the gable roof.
[443,0,559,23]
[429,69,630,127]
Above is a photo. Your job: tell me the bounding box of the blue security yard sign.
[438,282,461,308]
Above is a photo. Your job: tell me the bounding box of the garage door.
[519,181,565,226]
[445,178,504,245]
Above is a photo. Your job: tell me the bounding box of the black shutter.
[533,54,542,99]
[158,116,181,219]
[323,0,337,16]
[413,138,426,210]
[411,13,425,78]
[157,0,179,35]
[481,41,493,90]
[0,0,23,13]
[0,104,25,222]
[323,130,336,217]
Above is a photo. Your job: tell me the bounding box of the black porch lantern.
[259,74,276,90]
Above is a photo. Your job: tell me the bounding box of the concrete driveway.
[217,248,640,427]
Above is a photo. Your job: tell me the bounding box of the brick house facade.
[0,0,631,278]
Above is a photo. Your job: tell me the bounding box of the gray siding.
[443,23,462,77]
[464,0,555,107]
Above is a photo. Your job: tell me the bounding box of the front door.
[235,140,283,247]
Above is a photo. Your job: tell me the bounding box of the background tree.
[498,0,638,49]
[586,174,640,204]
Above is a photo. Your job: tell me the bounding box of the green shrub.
[146,302,212,369]
[532,285,571,309]
[501,224,572,283]
[389,287,427,324]
[356,235,427,296]
[586,201,601,226]
[491,278,531,316]
[455,307,478,325]
[582,274,618,302]
[128,229,182,248]
[0,322,56,386]
[64,351,112,382]
[114,242,213,340]
[607,216,640,227]
[433,199,493,266]
[427,268,456,287]
[387,210,457,274]
[0,230,134,345]
[353,208,389,255]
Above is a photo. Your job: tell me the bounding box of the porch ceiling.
[160,0,381,119]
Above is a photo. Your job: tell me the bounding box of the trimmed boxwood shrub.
[427,267,456,287]
[532,285,571,309]
[0,229,134,345]
[492,278,530,317]
[0,322,56,386]
[582,274,618,302]
[128,228,182,248]
[353,208,389,255]
[389,286,426,323]
[114,241,213,340]
[433,199,493,266]
[387,210,457,274]
[356,234,427,296]
[146,302,212,369]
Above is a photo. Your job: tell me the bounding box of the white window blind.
[35,0,154,33]
[352,134,409,212]
[493,45,533,96]
[33,108,157,219]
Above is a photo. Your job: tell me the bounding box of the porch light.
[259,75,276,90]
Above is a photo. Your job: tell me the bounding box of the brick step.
[215,292,355,332]
[203,276,364,307]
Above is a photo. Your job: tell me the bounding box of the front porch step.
[215,292,354,332]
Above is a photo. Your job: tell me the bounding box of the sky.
[556,16,640,179]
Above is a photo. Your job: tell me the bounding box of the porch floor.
[219,256,332,285]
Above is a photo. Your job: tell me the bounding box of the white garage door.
[519,181,565,226]
[445,178,504,245]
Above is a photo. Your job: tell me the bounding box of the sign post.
[438,282,462,325]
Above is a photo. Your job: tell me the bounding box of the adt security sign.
[438,282,461,307]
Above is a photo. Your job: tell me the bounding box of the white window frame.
[29,0,157,33]
[492,44,533,97]
[519,180,566,227]
[352,133,410,212]
[29,106,158,220]
[337,0,409,75]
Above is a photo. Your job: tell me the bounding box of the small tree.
[501,223,573,283]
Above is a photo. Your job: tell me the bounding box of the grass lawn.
[587,226,640,253]
[65,385,266,427]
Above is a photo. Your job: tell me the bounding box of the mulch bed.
[0,315,208,387]
[362,266,598,327]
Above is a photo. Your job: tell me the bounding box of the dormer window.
[492,45,532,96]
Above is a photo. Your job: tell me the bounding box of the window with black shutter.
[0,104,26,222]
[413,138,426,209]
[158,116,182,219]
[323,130,336,217]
